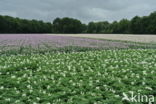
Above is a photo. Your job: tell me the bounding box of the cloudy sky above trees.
[0,0,156,23]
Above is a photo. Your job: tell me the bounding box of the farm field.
[0,34,156,55]
[0,49,156,103]
[54,34,156,43]
[0,34,156,104]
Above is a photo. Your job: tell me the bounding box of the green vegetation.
[0,11,156,34]
[53,17,86,33]
[87,12,156,34]
[0,49,156,103]
[0,16,53,33]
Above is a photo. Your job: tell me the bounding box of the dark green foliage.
[86,11,156,34]
[114,19,130,34]
[146,12,156,34]
[130,12,156,34]
[53,17,85,33]
[87,21,111,33]
[0,15,53,33]
[0,11,156,34]
[87,22,97,33]
[130,16,143,34]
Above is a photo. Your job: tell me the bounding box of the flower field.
[0,49,156,103]
[0,34,156,55]
[0,34,156,103]
[55,34,156,43]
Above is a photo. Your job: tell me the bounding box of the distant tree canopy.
[0,11,156,34]
[87,21,111,33]
[53,17,86,33]
[87,12,156,34]
[0,15,53,33]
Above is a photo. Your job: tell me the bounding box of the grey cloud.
[0,0,156,23]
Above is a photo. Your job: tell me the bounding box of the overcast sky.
[0,0,156,23]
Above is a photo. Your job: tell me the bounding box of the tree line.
[0,16,52,33]
[0,11,156,34]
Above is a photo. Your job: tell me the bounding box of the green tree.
[53,17,84,33]
[130,16,143,34]
[87,22,96,33]
[146,12,156,34]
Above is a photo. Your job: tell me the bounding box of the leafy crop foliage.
[0,50,156,103]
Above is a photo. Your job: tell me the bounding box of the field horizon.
[1,0,156,103]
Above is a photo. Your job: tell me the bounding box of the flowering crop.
[56,34,156,43]
[0,34,128,49]
[0,49,156,103]
[0,34,155,55]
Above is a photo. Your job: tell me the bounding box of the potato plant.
[0,49,156,103]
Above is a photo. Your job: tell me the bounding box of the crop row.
[0,49,156,103]
[0,34,156,55]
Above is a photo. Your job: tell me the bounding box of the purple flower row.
[0,34,128,51]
